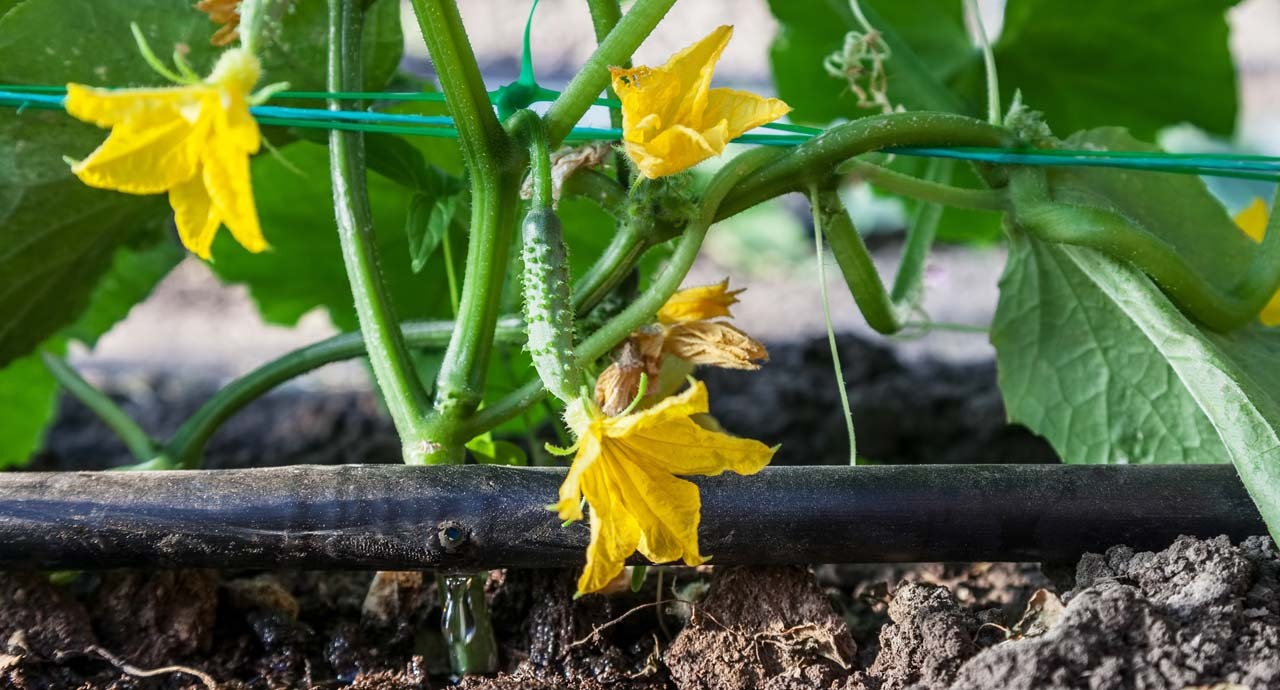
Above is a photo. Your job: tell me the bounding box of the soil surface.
[1,536,1276,689]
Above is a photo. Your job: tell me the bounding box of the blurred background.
[43,0,1280,461]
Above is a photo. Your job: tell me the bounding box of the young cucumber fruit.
[521,207,580,403]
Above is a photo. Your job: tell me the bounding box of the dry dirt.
[1,536,1276,689]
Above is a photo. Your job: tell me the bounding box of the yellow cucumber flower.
[1234,197,1280,326]
[609,25,791,179]
[65,48,267,260]
[556,381,774,594]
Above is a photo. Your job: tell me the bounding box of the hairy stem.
[716,112,1010,219]
[326,0,434,464]
[543,0,676,147]
[839,158,1006,211]
[164,321,525,466]
[809,186,858,465]
[410,0,520,462]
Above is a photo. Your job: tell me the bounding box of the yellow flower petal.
[703,87,793,141]
[1234,197,1280,326]
[578,460,641,594]
[657,279,744,324]
[64,48,266,258]
[1236,197,1269,243]
[67,87,210,194]
[610,458,706,565]
[609,26,789,178]
[201,135,266,253]
[169,170,221,260]
[561,380,775,594]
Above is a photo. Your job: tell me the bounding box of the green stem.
[813,185,903,334]
[327,0,435,465]
[411,0,520,463]
[461,147,786,438]
[543,0,677,147]
[716,112,1010,219]
[40,352,165,466]
[809,187,858,466]
[238,0,285,55]
[561,167,627,217]
[1009,168,1280,332]
[839,158,1006,211]
[890,158,950,306]
[585,0,630,187]
[165,321,524,467]
[963,0,1001,126]
[571,214,651,315]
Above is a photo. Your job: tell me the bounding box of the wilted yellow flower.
[663,320,768,370]
[658,278,744,324]
[1234,197,1280,326]
[66,48,267,260]
[195,0,241,47]
[556,381,774,594]
[609,26,791,179]
[594,341,649,417]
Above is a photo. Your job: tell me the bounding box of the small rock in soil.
[663,566,857,690]
[849,582,979,690]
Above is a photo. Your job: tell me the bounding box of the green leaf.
[465,433,528,466]
[208,141,457,330]
[0,172,168,367]
[0,0,401,91]
[767,0,972,125]
[0,0,403,366]
[993,232,1230,465]
[998,237,1280,540]
[0,347,62,467]
[994,0,1240,139]
[0,238,180,467]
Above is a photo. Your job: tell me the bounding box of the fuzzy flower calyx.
[556,381,774,594]
[609,26,791,179]
[66,48,268,260]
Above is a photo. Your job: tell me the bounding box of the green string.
[3,81,1279,181]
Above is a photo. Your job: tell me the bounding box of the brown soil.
[1,535,1276,690]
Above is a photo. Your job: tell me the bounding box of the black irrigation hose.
[0,464,1265,570]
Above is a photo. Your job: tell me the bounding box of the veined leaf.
[1002,239,1280,539]
[993,232,1230,465]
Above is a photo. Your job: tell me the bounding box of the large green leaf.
[0,237,181,467]
[208,140,456,329]
[996,237,1280,540]
[994,0,1239,140]
[0,0,402,367]
[0,349,61,468]
[767,0,972,125]
[992,232,1230,465]
[768,0,1239,140]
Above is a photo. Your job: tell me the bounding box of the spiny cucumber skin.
[522,209,579,403]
